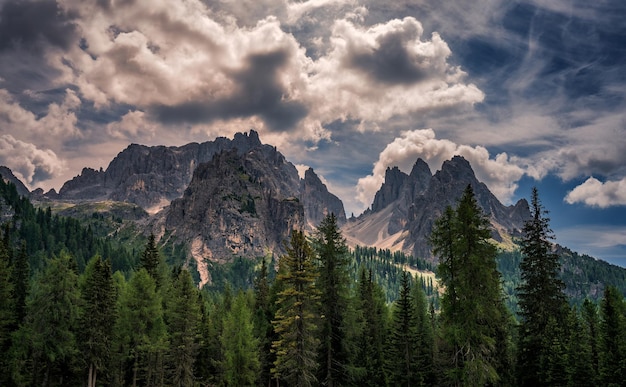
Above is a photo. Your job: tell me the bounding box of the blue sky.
[0,0,624,266]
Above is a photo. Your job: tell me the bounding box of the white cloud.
[356,129,525,207]
[0,88,82,143]
[565,177,626,208]
[0,135,65,187]
[107,110,158,141]
[308,17,484,126]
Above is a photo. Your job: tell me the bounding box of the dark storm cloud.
[0,0,79,52]
[154,49,308,132]
[346,29,429,85]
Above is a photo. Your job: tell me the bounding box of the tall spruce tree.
[516,187,568,386]
[313,213,351,386]
[221,290,260,386]
[386,270,419,386]
[114,269,167,387]
[165,268,201,387]
[354,267,387,387]
[0,234,14,383]
[430,184,510,386]
[140,233,164,288]
[12,241,29,325]
[79,255,117,387]
[598,285,626,386]
[412,274,435,385]
[271,230,319,387]
[25,251,82,386]
[581,298,600,383]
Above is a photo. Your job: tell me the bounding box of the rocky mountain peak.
[343,155,531,264]
[371,166,409,212]
[0,166,31,197]
[300,168,347,228]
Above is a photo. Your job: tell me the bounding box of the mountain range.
[0,130,617,287]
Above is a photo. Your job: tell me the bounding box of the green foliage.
[271,230,320,387]
[221,290,260,385]
[431,185,511,386]
[516,187,569,387]
[599,286,626,385]
[164,268,201,386]
[113,269,167,386]
[313,213,352,386]
[79,255,117,387]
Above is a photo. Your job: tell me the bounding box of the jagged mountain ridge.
[342,155,531,263]
[52,131,266,211]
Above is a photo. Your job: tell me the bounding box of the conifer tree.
[221,290,260,386]
[516,187,568,386]
[25,251,82,386]
[386,270,418,386]
[272,230,319,387]
[165,268,201,387]
[79,255,117,387]
[598,285,626,386]
[140,233,164,288]
[114,269,167,387]
[12,240,29,324]
[254,257,275,386]
[412,274,435,385]
[581,298,600,382]
[0,235,14,383]
[430,184,510,386]
[566,307,596,386]
[313,213,352,386]
[354,267,387,387]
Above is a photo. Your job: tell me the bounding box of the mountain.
[54,131,266,212]
[342,155,531,263]
[0,166,30,197]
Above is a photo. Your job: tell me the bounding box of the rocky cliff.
[56,131,264,211]
[300,168,346,229]
[343,155,531,263]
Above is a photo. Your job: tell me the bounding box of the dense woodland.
[0,179,626,386]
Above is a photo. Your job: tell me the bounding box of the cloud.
[106,110,158,141]
[0,134,65,186]
[308,17,484,126]
[0,88,82,143]
[565,177,626,208]
[356,129,525,208]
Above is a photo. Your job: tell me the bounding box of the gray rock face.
[344,155,531,263]
[371,166,408,213]
[300,168,347,228]
[164,147,305,261]
[0,166,31,197]
[57,131,263,209]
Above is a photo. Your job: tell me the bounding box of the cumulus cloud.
[307,17,484,126]
[0,88,82,142]
[106,110,158,141]
[356,129,525,207]
[565,177,626,208]
[0,134,65,186]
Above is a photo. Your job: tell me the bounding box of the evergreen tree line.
[0,180,625,385]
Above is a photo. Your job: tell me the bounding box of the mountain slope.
[343,155,531,263]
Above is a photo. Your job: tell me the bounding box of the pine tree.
[386,271,418,386]
[0,235,14,383]
[581,298,600,383]
[12,241,29,324]
[272,230,319,387]
[412,274,435,385]
[254,257,275,386]
[516,187,568,386]
[79,255,117,387]
[598,285,626,386]
[354,267,387,387]
[566,307,596,386]
[430,184,509,386]
[140,233,164,288]
[165,268,201,387]
[221,290,260,386]
[313,213,352,386]
[26,251,82,386]
[114,269,167,387]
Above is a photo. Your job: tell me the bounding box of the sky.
[0,0,625,266]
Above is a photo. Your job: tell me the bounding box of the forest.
[0,179,625,386]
